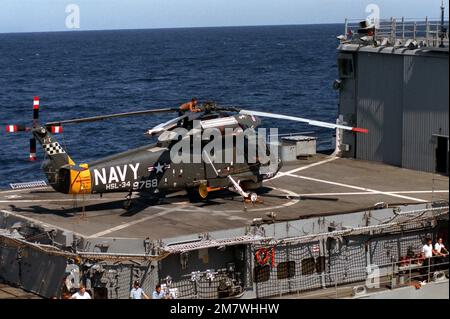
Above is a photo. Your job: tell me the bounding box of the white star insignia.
[155,162,164,174]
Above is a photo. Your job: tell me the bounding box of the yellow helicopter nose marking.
[69,168,92,194]
[68,156,76,166]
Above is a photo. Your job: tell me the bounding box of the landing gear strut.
[203,150,259,204]
[123,191,133,210]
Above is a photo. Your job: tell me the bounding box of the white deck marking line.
[227,216,247,221]
[0,209,86,237]
[174,187,300,214]
[286,174,428,203]
[267,156,338,181]
[86,206,185,238]
[178,205,249,221]
[211,211,229,216]
[294,190,449,196]
[192,204,253,221]
[389,190,448,194]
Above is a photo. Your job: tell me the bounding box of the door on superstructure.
[435,136,449,175]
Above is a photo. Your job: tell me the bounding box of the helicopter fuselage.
[11,98,366,204]
[35,125,280,197]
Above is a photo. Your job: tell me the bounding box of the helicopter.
[5,97,368,209]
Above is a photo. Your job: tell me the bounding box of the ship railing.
[343,17,449,48]
[264,255,449,299]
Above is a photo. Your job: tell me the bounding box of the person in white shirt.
[434,238,448,255]
[422,239,434,258]
[71,284,92,299]
[130,281,150,299]
[434,237,448,271]
[152,284,166,299]
[420,238,438,282]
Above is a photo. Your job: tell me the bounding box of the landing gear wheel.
[244,192,260,204]
[123,199,133,210]
[147,197,160,205]
[187,189,202,203]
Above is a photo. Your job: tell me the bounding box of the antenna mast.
[439,0,446,48]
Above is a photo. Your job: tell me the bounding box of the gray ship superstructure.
[337,14,449,173]
[0,14,448,299]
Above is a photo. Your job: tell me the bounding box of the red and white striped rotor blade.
[50,126,63,134]
[239,109,368,133]
[6,125,27,133]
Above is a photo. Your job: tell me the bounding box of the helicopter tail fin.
[31,126,90,193]
[32,126,75,168]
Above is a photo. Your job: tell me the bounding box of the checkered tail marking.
[43,142,66,155]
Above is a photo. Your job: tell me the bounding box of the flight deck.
[1,155,448,241]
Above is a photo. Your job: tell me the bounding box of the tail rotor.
[33,96,39,124]
[30,96,40,161]
[29,137,37,161]
[5,96,62,161]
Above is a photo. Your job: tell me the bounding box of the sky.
[0,0,447,33]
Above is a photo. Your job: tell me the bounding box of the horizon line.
[0,21,345,35]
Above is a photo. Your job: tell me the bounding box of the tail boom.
[32,126,91,194]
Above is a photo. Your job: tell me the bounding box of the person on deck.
[420,238,438,283]
[152,284,166,299]
[179,97,200,113]
[130,280,150,299]
[434,237,449,270]
[434,237,449,255]
[70,284,91,299]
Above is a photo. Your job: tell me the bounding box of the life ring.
[255,248,275,267]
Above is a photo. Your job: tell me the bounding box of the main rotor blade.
[239,109,368,133]
[46,108,179,126]
[146,114,189,135]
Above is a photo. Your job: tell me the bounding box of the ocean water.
[0,24,342,187]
